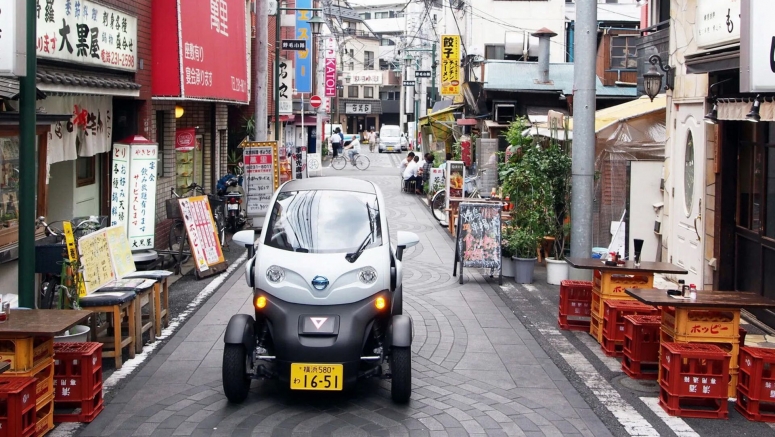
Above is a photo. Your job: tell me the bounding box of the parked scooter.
[218,176,246,233]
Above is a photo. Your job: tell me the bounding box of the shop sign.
[293,146,307,180]
[440,34,460,96]
[294,0,312,93]
[278,57,293,114]
[36,0,137,71]
[324,37,337,97]
[343,71,382,85]
[0,0,26,77]
[741,0,775,92]
[446,161,465,212]
[177,196,225,272]
[175,128,197,152]
[44,95,113,164]
[696,0,740,49]
[110,143,130,230]
[281,39,306,51]
[346,103,372,114]
[240,141,279,217]
[127,144,158,249]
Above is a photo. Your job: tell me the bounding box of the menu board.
[177,196,225,273]
[127,144,158,249]
[78,229,116,295]
[430,168,445,191]
[110,143,130,229]
[453,202,502,285]
[446,161,465,211]
[105,225,136,279]
[240,141,280,217]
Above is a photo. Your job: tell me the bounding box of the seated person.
[399,151,415,175]
[403,155,423,194]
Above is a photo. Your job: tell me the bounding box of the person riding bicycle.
[343,137,361,165]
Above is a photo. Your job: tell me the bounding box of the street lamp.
[643,54,673,102]
[274,2,324,142]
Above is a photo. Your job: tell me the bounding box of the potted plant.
[543,125,572,285]
[510,226,542,284]
[500,227,516,278]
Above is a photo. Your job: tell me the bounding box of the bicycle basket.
[35,243,67,274]
[166,198,183,219]
[71,216,109,230]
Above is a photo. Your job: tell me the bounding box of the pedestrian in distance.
[368,129,377,152]
[331,128,343,158]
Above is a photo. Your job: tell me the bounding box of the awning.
[291,115,317,124]
[717,98,775,122]
[35,66,141,97]
[271,115,295,122]
[566,94,667,133]
[418,104,462,127]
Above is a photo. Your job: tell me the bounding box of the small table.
[626,288,775,397]
[0,310,92,338]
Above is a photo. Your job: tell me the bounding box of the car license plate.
[227,204,239,210]
[290,363,343,391]
[387,147,393,151]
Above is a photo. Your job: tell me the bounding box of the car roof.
[279,177,376,194]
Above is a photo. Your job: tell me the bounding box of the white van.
[378,125,408,153]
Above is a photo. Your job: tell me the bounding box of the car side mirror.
[233,230,256,257]
[395,231,419,261]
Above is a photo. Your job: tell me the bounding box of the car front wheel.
[223,344,251,403]
[390,346,411,403]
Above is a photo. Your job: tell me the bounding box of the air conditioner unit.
[493,102,516,124]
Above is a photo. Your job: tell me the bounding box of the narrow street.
[63,149,775,436]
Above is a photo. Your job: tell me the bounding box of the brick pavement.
[75,171,613,437]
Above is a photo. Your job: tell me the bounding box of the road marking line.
[504,283,659,436]
[640,397,700,437]
[574,331,626,373]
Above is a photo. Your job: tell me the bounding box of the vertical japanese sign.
[293,146,307,180]
[278,57,293,114]
[324,37,337,97]
[440,34,461,96]
[62,221,87,298]
[110,143,130,230]
[240,141,280,217]
[128,143,158,250]
[36,0,137,71]
[294,0,312,93]
[178,196,225,273]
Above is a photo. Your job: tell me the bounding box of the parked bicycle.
[430,169,486,223]
[168,184,226,266]
[331,151,370,170]
[35,216,102,309]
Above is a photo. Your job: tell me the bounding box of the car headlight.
[358,267,378,284]
[266,265,285,283]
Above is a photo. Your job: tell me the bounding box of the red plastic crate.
[621,315,662,379]
[558,280,592,331]
[53,390,104,423]
[736,387,775,423]
[659,387,728,419]
[603,300,659,343]
[0,377,38,437]
[739,346,775,401]
[660,342,730,399]
[53,343,103,403]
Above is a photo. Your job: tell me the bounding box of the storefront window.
[0,137,20,247]
[684,130,695,216]
[76,156,96,187]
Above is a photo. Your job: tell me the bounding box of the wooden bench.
[123,273,171,336]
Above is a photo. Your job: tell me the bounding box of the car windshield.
[382,128,400,137]
[264,190,382,253]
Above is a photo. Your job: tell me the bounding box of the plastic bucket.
[54,325,90,343]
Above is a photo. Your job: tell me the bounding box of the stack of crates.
[660,306,741,397]
[52,342,104,423]
[590,270,652,345]
[659,343,730,419]
[622,315,662,379]
[0,337,55,436]
[600,300,658,357]
[557,280,593,331]
[0,377,38,436]
[736,346,775,422]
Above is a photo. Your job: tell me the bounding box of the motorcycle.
[219,176,247,233]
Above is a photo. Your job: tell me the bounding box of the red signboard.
[152,0,249,103]
[175,128,197,151]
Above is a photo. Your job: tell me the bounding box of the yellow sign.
[440,35,461,96]
[78,229,116,295]
[62,222,87,297]
[105,225,136,279]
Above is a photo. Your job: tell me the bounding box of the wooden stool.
[79,291,136,369]
[132,285,156,353]
[124,274,170,336]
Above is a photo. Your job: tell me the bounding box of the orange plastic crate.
[661,306,740,341]
[590,314,604,344]
[0,338,53,373]
[593,269,653,297]
[34,394,53,437]
[591,289,632,320]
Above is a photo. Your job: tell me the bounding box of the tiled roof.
[36,66,141,90]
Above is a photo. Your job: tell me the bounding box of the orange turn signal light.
[255,296,267,309]
[375,297,386,310]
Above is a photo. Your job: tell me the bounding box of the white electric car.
[224,177,418,403]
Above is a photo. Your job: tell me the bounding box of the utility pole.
[570,0,596,280]
[18,0,36,308]
[254,0,268,140]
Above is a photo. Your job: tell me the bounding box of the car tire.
[378,149,383,153]
[390,346,411,403]
[223,344,251,403]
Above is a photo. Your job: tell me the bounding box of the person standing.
[331,128,342,158]
[368,129,377,152]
